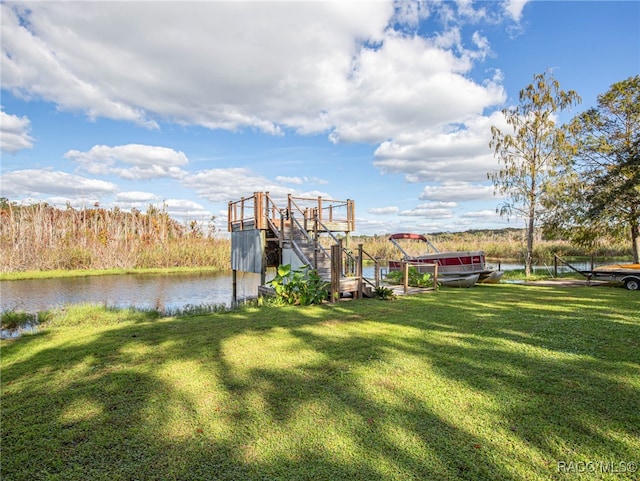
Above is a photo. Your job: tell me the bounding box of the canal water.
[0,271,263,314]
[0,257,626,317]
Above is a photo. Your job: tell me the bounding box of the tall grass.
[350,229,632,265]
[0,201,230,273]
[1,201,632,274]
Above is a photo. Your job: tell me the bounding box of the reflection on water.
[0,271,262,314]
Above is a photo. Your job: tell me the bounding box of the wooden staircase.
[229,192,378,301]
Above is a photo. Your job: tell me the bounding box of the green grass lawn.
[1,284,639,481]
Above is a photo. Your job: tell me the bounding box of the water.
[488,258,627,274]
[1,258,619,316]
[0,258,628,339]
[0,271,262,314]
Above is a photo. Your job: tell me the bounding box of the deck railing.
[228,192,355,233]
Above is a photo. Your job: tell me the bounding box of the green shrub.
[267,264,328,306]
[385,266,433,287]
[373,286,396,300]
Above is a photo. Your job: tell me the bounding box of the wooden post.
[331,244,341,303]
[260,230,267,286]
[289,212,294,243]
[313,208,318,269]
[232,269,237,304]
[240,197,245,230]
[253,193,258,229]
[356,244,363,299]
[403,262,409,294]
[318,196,323,222]
[433,264,438,290]
[227,201,232,232]
[348,199,355,232]
[279,209,285,247]
[554,255,558,277]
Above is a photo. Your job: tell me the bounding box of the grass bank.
[2,285,639,480]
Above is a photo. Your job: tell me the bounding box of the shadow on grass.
[1,285,638,480]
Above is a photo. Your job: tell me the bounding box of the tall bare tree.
[488,72,581,276]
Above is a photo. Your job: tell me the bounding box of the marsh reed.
[1,201,631,273]
[0,201,230,273]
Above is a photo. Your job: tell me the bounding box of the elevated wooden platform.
[228,192,379,301]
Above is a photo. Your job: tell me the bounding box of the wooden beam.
[331,244,341,303]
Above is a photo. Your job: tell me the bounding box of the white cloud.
[425,201,458,208]
[367,206,399,215]
[1,1,391,134]
[419,181,495,202]
[462,209,502,219]
[275,175,329,186]
[0,0,527,210]
[181,168,291,204]
[0,109,34,153]
[65,144,188,180]
[0,169,118,198]
[163,199,212,222]
[115,191,161,203]
[2,2,505,146]
[328,34,504,144]
[275,176,304,185]
[399,203,455,219]
[503,0,530,22]
[181,168,338,207]
[373,110,507,182]
[164,198,205,212]
[0,4,157,127]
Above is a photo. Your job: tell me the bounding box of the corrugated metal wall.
[231,230,264,273]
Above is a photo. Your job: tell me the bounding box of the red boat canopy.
[388,233,429,242]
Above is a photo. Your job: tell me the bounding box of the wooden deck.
[228,192,355,234]
[228,192,383,301]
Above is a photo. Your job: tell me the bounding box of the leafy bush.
[267,264,328,306]
[373,286,396,300]
[385,266,433,287]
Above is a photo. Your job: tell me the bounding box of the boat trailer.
[583,267,640,291]
[554,255,640,291]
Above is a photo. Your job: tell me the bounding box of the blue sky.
[1,0,638,236]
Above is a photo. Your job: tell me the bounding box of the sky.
[1,0,639,236]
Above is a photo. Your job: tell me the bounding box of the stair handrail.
[314,216,366,281]
[265,215,281,240]
[313,216,345,264]
[290,213,313,243]
[314,216,342,245]
[359,246,381,287]
[287,195,314,230]
[289,237,314,268]
[290,213,333,272]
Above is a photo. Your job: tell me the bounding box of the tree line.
[489,73,639,276]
